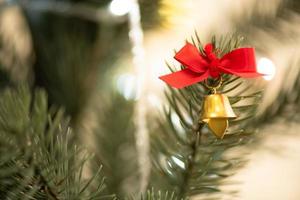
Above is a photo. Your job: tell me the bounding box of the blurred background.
[1,0,300,199]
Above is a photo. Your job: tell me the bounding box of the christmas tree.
[0,0,300,199]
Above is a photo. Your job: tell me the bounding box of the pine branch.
[0,86,115,199]
[148,34,262,199]
[179,129,203,197]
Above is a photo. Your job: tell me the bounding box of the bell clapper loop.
[212,87,217,94]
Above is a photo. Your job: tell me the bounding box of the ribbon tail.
[159,69,209,89]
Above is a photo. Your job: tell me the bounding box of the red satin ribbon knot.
[159,42,262,89]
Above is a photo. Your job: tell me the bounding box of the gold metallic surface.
[201,93,237,138]
[207,119,228,139]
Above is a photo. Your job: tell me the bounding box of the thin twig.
[180,123,204,197]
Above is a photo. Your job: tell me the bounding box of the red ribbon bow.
[159,43,262,88]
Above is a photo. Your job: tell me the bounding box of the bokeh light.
[257,57,276,81]
[116,73,138,100]
[109,0,133,16]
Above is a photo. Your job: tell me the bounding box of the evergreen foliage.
[148,34,261,199]
[2,0,300,199]
[0,86,115,200]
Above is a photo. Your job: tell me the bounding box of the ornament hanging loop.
[204,76,223,94]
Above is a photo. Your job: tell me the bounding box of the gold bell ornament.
[158,40,262,139]
[200,79,237,139]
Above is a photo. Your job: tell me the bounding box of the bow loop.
[174,43,208,73]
